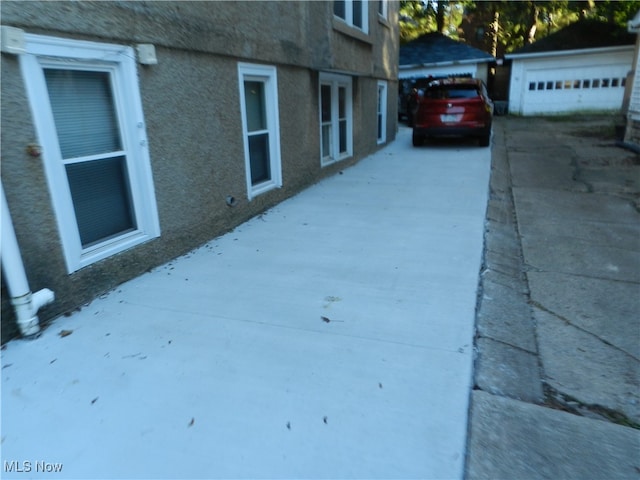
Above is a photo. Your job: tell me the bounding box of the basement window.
[20,34,160,273]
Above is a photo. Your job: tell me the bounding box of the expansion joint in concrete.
[543,383,640,430]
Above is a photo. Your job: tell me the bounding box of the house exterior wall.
[507,47,634,116]
[0,1,399,340]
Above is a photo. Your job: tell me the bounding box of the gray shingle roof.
[400,32,494,67]
[509,19,635,55]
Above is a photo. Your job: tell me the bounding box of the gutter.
[1,182,54,337]
[399,57,494,70]
[505,44,634,61]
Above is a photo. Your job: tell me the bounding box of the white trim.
[238,63,282,200]
[319,72,353,166]
[399,58,492,70]
[19,33,160,273]
[377,80,387,144]
[505,44,633,60]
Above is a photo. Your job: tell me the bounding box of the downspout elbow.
[11,288,55,337]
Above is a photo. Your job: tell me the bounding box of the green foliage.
[400,0,640,52]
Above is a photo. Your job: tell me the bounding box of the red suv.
[412,77,493,147]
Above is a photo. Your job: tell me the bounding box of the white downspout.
[1,182,54,337]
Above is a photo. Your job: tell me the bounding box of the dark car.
[412,77,493,147]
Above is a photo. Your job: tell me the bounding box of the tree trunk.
[436,0,447,33]
[490,9,499,58]
[526,2,539,45]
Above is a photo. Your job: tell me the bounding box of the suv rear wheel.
[412,131,424,147]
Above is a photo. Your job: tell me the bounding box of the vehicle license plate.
[441,114,462,123]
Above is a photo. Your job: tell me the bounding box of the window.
[378,0,388,19]
[377,81,387,144]
[20,34,160,273]
[334,0,369,33]
[238,63,282,199]
[320,73,353,166]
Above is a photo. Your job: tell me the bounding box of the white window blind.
[44,69,121,159]
[44,68,135,248]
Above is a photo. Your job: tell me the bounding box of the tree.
[399,0,469,43]
[402,1,640,53]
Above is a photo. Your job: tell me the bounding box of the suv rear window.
[424,85,479,99]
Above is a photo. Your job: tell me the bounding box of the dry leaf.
[188,417,195,427]
[59,330,73,338]
[321,316,331,323]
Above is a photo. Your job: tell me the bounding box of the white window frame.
[238,63,282,200]
[377,80,388,144]
[319,73,353,166]
[378,0,388,19]
[334,0,369,34]
[19,33,160,273]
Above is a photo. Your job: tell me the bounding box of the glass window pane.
[353,0,363,27]
[244,81,267,132]
[65,156,135,247]
[44,69,121,159]
[322,124,331,158]
[321,85,331,122]
[339,119,347,153]
[248,133,271,185]
[338,86,346,118]
[334,0,345,19]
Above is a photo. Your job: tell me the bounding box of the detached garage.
[506,19,636,116]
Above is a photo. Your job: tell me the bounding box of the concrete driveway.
[1,127,491,479]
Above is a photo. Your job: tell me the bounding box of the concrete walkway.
[466,115,640,480]
[1,127,491,479]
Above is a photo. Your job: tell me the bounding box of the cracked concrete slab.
[509,150,588,191]
[521,233,640,282]
[535,306,640,424]
[528,270,640,359]
[513,188,639,225]
[474,338,543,403]
[466,390,640,480]
[477,280,536,353]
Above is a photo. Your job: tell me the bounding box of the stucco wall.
[0,1,398,340]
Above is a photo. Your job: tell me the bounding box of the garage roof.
[400,32,494,68]
[509,19,635,56]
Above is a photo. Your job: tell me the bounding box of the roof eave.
[505,44,634,60]
[399,57,494,69]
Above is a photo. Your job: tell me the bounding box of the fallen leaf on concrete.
[59,330,73,338]
[188,417,195,427]
[321,316,331,323]
[91,397,99,405]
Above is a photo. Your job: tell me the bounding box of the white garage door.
[522,64,629,115]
